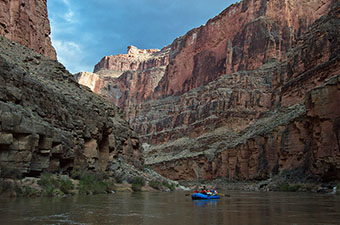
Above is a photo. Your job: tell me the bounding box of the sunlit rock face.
[0,0,56,59]
[76,45,170,110]
[94,45,169,74]
[154,0,332,97]
[78,0,340,182]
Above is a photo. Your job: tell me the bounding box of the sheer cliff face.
[155,0,332,97]
[80,0,340,181]
[0,0,56,59]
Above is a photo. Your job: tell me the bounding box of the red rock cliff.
[145,2,340,181]
[94,45,169,74]
[78,46,170,108]
[78,0,340,182]
[0,0,56,59]
[155,0,331,97]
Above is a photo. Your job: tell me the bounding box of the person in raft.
[196,186,218,195]
[194,186,207,194]
[201,186,207,194]
[194,186,218,195]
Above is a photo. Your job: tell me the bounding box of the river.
[1,190,339,225]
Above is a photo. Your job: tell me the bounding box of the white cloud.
[52,39,92,73]
[64,11,75,23]
[61,0,76,24]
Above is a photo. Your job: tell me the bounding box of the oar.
[218,193,231,197]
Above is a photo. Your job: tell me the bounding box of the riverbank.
[0,162,190,198]
[0,173,183,198]
[180,176,340,195]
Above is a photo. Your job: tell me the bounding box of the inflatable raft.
[191,193,220,200]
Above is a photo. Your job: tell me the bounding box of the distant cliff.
[0,0,56,59]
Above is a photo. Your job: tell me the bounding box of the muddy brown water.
[0,190,339,225]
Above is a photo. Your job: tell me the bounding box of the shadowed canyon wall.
[0,1,144,177]
[0,36,143,177]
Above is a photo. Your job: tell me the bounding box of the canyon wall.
[78,0,340,181]
[154,0,332,97]
[0,0,56,59]
[145,1,340,181]
[0,35,143,177]
[147,74,340,181]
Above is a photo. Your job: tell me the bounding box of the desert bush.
[162,181,175,191]
[149,180,162,190]
[129,176,145,186]
[38,173,74,197]
[279,182,301,192]
[21,186,39,197]
[149,180,175,191]
[78,171,107,195]
[131,183,142,192]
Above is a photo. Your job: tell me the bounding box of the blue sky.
[47,0,237,73]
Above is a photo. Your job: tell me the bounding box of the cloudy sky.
[47,0,236,73]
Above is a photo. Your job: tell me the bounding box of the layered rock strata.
[155,0,332,97]
[0,0,56,59]
[147,74,340,181]
[144,2,340,181]
[78,0,340,182]
[0,36,143,177]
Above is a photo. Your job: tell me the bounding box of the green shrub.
[129,177,145,186]
[162,181,175,191]
[279,182,300,192]
[42,184,56,197]
[131,183,142,192]
[149,180,162,190]
[59,177,74,194]
[336,184,340,195]
[38,173,58,188]
[79,171,107,195]
[22,186,39,197]
[149,180,175,191]
[38,173,74,197]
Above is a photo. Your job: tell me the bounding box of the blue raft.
[191,192,220,200]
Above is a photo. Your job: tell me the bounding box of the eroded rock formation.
[0,0,56,59]
[0,36,143,177]
[148,74,340,181]
[77,46,170,109]
[78,0,340,182]
[144,1,340,181]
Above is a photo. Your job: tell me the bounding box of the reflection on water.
[0,191,340,225]
[193,199,219,207]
